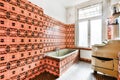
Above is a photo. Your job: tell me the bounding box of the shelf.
[108,23,118,25]
[112,12,120,16]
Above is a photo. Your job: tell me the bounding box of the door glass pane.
[90,19,102,46]
[79,21,88,47]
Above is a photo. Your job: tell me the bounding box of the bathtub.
[45,49,79,76]
[45,49,78,60]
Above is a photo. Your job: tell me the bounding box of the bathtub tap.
[55,47,60,56]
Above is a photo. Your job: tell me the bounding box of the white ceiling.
[58,0,90,7]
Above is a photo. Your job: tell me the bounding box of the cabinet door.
[92,56,113,70]
[114,59,118,71]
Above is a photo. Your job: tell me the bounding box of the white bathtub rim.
[45,49,78,60]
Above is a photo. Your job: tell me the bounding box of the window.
[79,4,102,19]
[77,3,102,47]
[78,21,88,47]
[90,19,102,46]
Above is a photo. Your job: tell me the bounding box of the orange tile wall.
[43,14,67,52]
[0,0,75,80]
[66,24,75,48]
[0,0,44,79]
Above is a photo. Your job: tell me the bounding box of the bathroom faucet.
[55,47,60,51]
[55,47,60,56]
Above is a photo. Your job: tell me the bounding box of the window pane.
[79,21,88,47]
[90,19,102,46]
[79,4,102,19]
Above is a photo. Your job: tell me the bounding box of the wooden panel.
[114,59,118,71]
[92,57,113,70]
[93,66,118,78]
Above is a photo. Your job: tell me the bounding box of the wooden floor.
[32,61,117,80]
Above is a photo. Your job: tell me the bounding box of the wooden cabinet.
[92,39,120,78]
[92,56,113,70]
[114,59,118,71]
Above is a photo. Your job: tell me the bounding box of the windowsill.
[79,47,92,50]
[69,47,92,50]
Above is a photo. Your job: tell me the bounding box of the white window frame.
[76,3,103,48]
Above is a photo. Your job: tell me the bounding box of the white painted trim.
[75,0,111,47]
[75,0,103,9]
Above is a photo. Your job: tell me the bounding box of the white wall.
[66,7,75,24]
[66,0,89,24]
[111,0,120,5]
[28,0,66,23]
[80,50,92,59]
